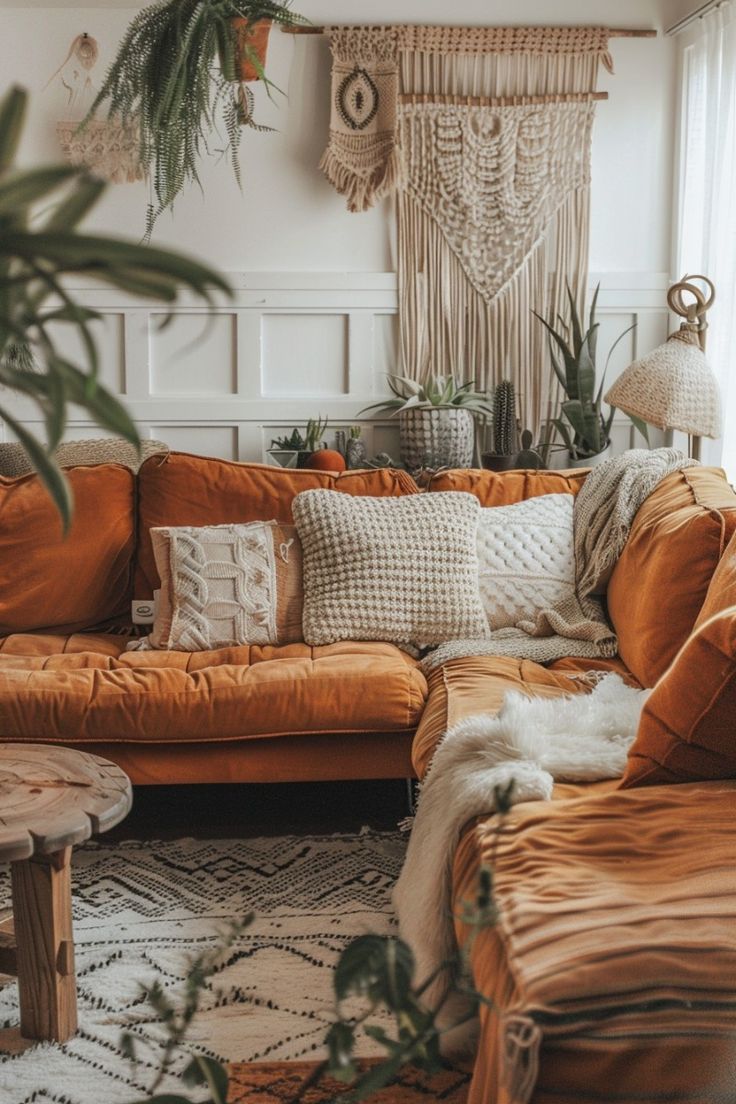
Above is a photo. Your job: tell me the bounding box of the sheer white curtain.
[675,1,736,476]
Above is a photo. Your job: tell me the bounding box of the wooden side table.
[0,744,131,1043]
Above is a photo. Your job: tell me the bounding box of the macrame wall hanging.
[48,34,144,184]
[320,24,615,439]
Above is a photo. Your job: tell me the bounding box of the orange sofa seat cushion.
[135,453,418,598]
[412,652,639,781]
[0,463,135,635]
[0,633,427,745]
[454,780,736,1104]
[622,531,736,787]
[426,467,586,504]
[607,467,736,687]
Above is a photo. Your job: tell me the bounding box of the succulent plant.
[269,427,306,451]
[534,284,648,460]
[515,429,543,469]
[304,415,328,453]
[359,373,493,420]
[491,379,517,456]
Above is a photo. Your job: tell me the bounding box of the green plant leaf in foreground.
[0,85,232,524]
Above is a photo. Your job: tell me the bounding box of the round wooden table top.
[0,745,132,863]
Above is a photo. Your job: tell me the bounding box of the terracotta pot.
[232,17,271,82]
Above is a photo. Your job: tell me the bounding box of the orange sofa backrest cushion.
[621,529,736,787]
[607,467,736,687]
[135,452,418,597]
[0,463,135,634]
[426,468,587,503]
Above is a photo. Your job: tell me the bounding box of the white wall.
[0,0,678,460]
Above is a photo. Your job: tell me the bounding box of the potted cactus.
[482,380,518,472]
[534,285,646,468]
[360,374,492,473]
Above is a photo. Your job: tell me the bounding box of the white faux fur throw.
[393,674,649,1019]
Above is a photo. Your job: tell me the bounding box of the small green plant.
[270,427,306,451]
[86,0,306,236]
[534,285,648,461]
[304,415,328,453]
[360,373,493,419]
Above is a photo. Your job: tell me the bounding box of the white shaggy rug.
[0,831,405,1104]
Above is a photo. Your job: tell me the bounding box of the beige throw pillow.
[292,489,489,648]
[476,493,576,630]
[147,521,303,650]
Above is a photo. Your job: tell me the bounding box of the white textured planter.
[567,442,613,470]
[399,407,475,472]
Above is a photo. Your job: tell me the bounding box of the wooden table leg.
[10,847,77,1042]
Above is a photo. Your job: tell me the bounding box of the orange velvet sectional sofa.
[3,449,736,1101]
[0,452,426,784]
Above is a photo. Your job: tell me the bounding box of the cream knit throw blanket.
[423,448,696,673]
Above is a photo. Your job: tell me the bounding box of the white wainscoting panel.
[2,271,671,464]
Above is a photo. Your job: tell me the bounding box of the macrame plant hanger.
[48,33,144,184]
[317,24,619,442]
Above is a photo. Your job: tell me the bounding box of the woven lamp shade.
[605,327,722,438]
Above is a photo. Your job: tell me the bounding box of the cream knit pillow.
[145,520,303,650]
[292,489,489,648]
[477,493,575,630]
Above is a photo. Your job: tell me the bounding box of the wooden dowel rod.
[281,24,657,37]
[398,91,608,106]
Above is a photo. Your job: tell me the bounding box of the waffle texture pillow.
[146,521,302,650]
[477,493,576,630]
[292,489,489,648]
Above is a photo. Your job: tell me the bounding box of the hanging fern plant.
[86,0,304,236]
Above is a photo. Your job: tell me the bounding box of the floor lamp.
[605,276,722,460]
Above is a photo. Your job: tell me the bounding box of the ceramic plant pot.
[346,436,367,469]
[566,442,613,470]
[233,17,272,81]
[399,407,475,472]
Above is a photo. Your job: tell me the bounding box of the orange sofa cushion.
[412,652,638,781]
[135,453,418,598]
[622,531,736,787]
[0,463,135,635]
[454,780,736,1104]
[426,467,586,504]
[0,632,427,745]
[607,467,736,687]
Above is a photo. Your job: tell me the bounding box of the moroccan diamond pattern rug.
[0,831,406,1104]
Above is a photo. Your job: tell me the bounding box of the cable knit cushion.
[477,493,575,630]
[146,521,303,650]
[293,489,489,648]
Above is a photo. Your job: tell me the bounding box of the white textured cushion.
[477,493,575,630]
[293,489,489,648]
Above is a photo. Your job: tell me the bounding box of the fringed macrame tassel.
[501,1013,543,1104]
[319,140,403,212]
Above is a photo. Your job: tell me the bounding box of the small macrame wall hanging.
[320,24,615,439]
[48,34,144,184]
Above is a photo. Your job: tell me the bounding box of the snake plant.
[534,285,648,460]
[0,86,231,529]
[86,0,304,236]
[360,373,493,420]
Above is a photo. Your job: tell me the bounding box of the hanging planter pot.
[399,407,475,472]
[232,17,272,81]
